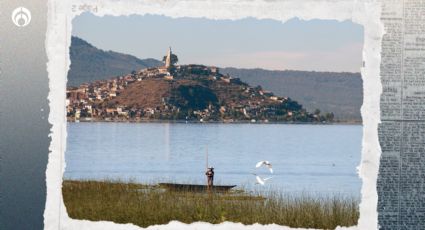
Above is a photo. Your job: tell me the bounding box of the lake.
[64,122,362,197]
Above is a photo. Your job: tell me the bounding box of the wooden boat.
[158,183,236,192]
[159,146,237,193]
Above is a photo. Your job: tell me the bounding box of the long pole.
[206,145,208,169]
[206,145,210,190]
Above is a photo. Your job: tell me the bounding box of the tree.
[162,54,179,66]
[325,112,335,121]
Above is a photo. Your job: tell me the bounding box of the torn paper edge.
[44,0,384,229]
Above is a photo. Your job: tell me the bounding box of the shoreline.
[67,118,362,125]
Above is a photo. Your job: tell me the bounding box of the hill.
[67,36,163,86]
[68,36,362,121]
[221,68,362,121]
[66,65,333,123]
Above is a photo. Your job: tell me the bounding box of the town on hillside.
[66,47,335,123]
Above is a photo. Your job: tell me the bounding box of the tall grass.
[62,180,359,229]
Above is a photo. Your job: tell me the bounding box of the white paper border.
[44,0,384,229]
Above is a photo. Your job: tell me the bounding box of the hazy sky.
[72,13,364,72]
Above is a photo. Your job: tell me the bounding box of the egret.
[256,160,273,173]
[252,173,273,185]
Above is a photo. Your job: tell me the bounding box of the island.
[66,48,335,123]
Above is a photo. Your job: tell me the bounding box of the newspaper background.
[42,0,423,229]
[377,0,425,229]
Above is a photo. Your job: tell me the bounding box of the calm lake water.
[65,122,362,197]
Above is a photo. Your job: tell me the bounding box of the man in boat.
[206,167,214,189]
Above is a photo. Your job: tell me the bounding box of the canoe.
[158,183,236,192]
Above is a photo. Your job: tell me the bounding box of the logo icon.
[12,7,31,27]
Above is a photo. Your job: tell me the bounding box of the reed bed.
[62,180,359,229]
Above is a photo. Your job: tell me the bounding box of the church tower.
[165,47,172,69]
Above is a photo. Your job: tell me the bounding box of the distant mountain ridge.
[68,36,363,121]
[68,36,163,87]
[221,68,362,121]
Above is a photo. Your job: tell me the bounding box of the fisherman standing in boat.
[206,167,214,189]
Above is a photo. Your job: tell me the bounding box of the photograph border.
[44,0,384,229]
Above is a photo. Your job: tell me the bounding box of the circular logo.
[12,7,31,27]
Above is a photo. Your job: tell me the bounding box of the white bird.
[256,160,273,173]
[252,174,273,185]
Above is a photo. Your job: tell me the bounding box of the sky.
[72,13,364,72]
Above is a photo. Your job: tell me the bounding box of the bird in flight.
[256,160,273,173]
[252,174,273,185]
